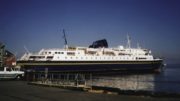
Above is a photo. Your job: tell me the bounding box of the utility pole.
[0,43,5,68]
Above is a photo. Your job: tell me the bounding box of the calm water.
[154,64,180,93]
[92,64,180,93]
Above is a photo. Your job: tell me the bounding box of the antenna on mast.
[137,42,141,49]
[24,46,30,54]
[62,29,68,49]
[126,34,131,49]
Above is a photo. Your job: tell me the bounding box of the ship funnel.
[89,39,108,48]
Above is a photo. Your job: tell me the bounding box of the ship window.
[39,56,45,58]
[6,68,11,71]
[55,52,57,54]
[67,52,75,56]
[49,52,51,54]
[139,57,146,59]
[30,56,46,59]
[47,56,53,59]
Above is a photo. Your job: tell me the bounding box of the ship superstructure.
[17,33,164,73]
[19,45,155,62]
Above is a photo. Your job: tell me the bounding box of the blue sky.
[0,0,180,64]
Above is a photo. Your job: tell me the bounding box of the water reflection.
[89,64,180,93]
[90,74,155,91]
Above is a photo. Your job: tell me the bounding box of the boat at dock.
[17,31,164,73]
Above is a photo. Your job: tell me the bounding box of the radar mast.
[62,29,68,49]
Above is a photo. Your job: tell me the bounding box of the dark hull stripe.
[18,60,163,72]
[17,60,162,65]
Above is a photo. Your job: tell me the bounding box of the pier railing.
[26,70,180,97]
[29,72,93,89]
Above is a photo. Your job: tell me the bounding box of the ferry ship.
[17,31,164,73]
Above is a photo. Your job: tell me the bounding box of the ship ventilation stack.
[89,39,108,48]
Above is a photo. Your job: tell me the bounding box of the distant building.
[0,42,16,69]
